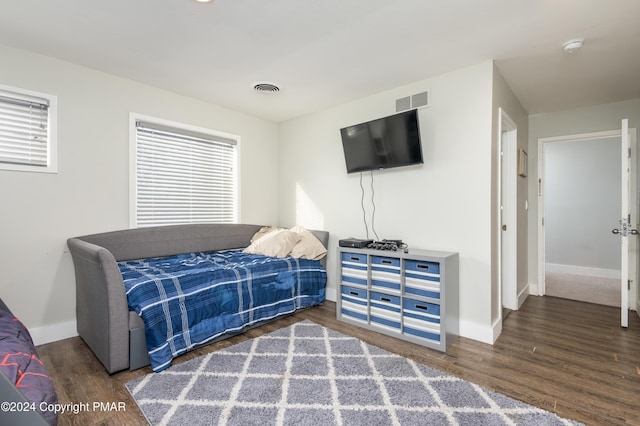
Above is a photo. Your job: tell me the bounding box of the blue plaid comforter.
[118,249,326,371]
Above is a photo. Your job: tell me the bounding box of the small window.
[131,115,238,227]
[0,85,57,173]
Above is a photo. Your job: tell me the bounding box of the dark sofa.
[0,298,58,425]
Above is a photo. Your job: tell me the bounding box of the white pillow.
[243,229,301,258]
[289,225,327,260]
[250,226,282,243]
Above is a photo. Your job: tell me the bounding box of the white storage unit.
[337,247,459,352]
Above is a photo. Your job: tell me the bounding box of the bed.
[67,224,329,374]
[119,248,326,371]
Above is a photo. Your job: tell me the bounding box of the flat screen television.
[340,109,423,174]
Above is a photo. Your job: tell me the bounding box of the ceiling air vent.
[252,81,281,94]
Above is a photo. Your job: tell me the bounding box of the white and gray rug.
[126,321,581,426]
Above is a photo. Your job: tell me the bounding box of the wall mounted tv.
[340,109,423,174]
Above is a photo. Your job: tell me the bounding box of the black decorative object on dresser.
[337,246,459,352]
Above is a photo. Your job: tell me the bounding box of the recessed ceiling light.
[562,38,584,53]
[194,0,212,3]
[252,81,281,94]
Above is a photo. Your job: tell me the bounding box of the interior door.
[499,108,517,311]
[619,119,630,327]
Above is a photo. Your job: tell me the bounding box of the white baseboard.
[459,319,495,345]
[25,287,504,348]
[325,287,337,303]
[529,282,541,296]
[491,316,502,344]
[29,320,77,346]
[545,263,620,279]
[517,285,529,309]
[329,287,494,345]
[29,288,336,347]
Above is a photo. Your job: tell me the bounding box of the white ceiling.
[1,0,639,122]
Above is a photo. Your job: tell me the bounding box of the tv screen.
[340,109,423,174]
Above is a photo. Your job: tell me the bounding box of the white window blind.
[135,121,238,227]
[0,91,50,168]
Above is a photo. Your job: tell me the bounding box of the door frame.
[498,108,518,311]
[537,128,638,313]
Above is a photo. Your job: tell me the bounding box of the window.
[0,85,57,173]
[131,115,238,227]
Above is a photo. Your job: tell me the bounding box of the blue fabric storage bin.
[341,252,367,264]
[403,298,441,318]
[341,252,368,286]
[402,298,441,342]
[341,285,368,322]
[404,259,441,299]
[371,256,400,268]
[370,291,401,331]
[404,324,441,342]
[405,259,440,274]
[371,256,401,291]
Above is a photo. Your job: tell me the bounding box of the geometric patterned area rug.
[126,320,582,426]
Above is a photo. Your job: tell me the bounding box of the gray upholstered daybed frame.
[67,224,329,374]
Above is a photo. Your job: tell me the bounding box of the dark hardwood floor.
[37,296,640,425]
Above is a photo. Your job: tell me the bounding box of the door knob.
[612,228,639,235]
[502,224,507,231]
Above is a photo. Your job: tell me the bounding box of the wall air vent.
[395,90,430,112]
[411,91,430,109]
[395,96,411,112]
[252,81,281,94]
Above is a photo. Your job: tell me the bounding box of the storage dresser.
[337,247,459,352]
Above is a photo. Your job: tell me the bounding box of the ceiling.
[1,0,639,122]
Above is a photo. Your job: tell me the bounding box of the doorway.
[543,136,620,306]
[537,128,638,317]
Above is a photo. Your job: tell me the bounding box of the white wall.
[278,61,498,342]
[528,99,640,287]
[545,137,620,271]
[0,44,280,342]
[0,42,531,347]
